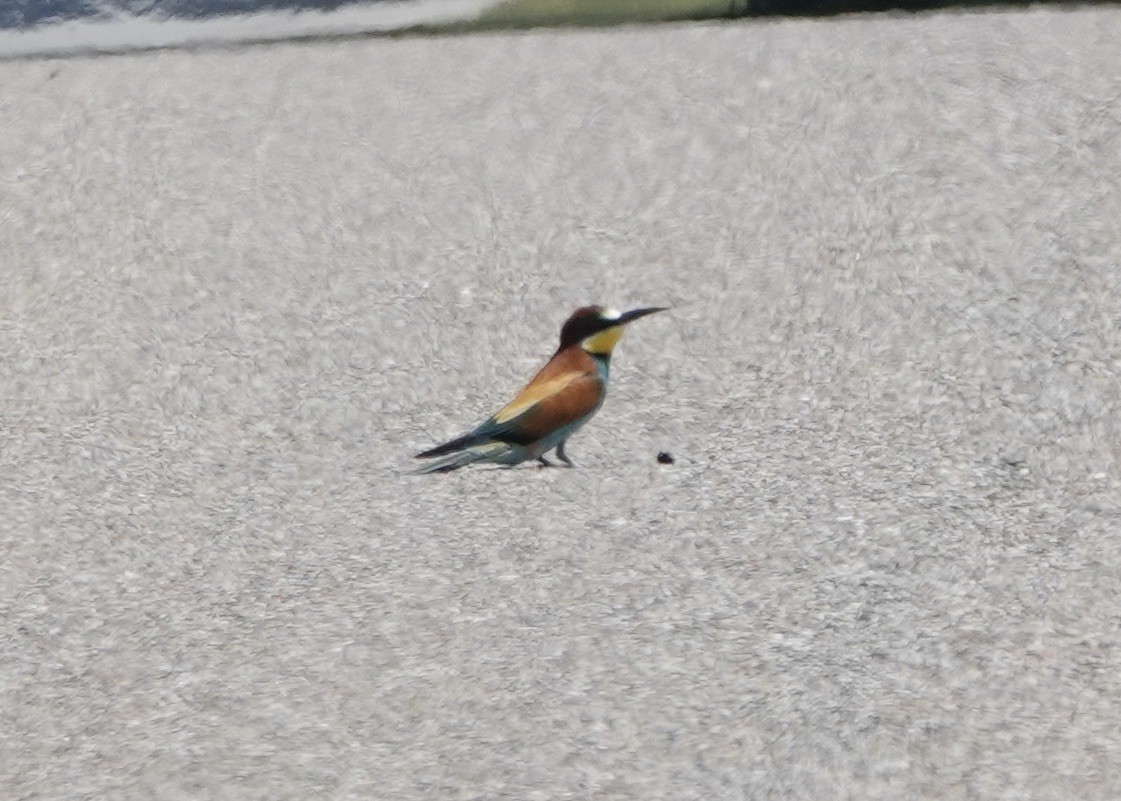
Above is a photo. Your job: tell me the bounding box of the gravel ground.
[2,8,1121,799]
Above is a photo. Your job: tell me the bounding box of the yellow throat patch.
[582,325,624,356]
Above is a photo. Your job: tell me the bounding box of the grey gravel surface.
[3,8,1121,800]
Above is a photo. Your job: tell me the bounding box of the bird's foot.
[555,442,576,468]
[537,457,556,468]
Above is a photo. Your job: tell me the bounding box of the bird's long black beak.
[618,307,669,325]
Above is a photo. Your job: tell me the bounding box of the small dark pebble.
[657,451,675,465]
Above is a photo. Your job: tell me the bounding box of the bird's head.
[558,305,667,357]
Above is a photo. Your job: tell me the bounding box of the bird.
[414,305,667,474]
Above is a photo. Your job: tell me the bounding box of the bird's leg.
[537,456,555,468]
[555,440,576,468]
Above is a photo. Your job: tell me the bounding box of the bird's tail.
[413,439,514,474]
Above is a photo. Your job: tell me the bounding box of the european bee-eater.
[414,305,666,474]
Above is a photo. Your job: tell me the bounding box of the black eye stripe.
[559,316,616,349]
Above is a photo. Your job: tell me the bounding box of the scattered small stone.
[657,451,675,465]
